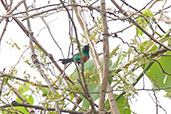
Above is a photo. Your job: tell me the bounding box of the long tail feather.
[59,58,73,64]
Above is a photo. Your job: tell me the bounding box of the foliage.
[70,51,131,113]
[0,0,171,114]
[145,51,171,93]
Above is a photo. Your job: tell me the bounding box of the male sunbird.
[59,45,90,64]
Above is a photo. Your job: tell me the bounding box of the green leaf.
[71,60,100,109]
[136,17,147,36]
[39,87,50,96]
[104,100,110,110]
[105,95,131,114]
[142,9,154,17]
[26,95,34,105]
[138,40,157,52]
[156,0,164,1]
[168,36,171,46]
[80,85,99,110]
[70,93,74,100]
[110,49,122,69]
[71,59,112,85]
[70,60,96,85]
[0,110,14,114]
[80,95,89,109]
[136,27,144,36]
[18,83,30,94]
[71,60,110,109]
[15,95,34,114]
[109,45,120,59]
[117,95,131,114]
[145,51,171,93]
[71,58,120,109]
[16,95,34,104]
[15,107,29,114]
[81,96,90,109]
[88,85,100,101]
[84,60,96,72]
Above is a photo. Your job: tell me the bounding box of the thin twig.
[0,0,25,23]
[60,1,97,113]
[39,16,65,58]
[111,0,171,51]
[23,1,60,113]
[0,101,83,114]
[0,18,9,45]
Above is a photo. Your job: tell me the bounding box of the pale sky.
[0,0,171,114]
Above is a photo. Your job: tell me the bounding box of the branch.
[0,101,83,114]
[99,0,115,113]
[111,0,171,51]
[11,14,75,85]
[0,0,25,23]
[116,62,154,100]
[71,86,171,95]
[0,18,9,45]
[71,1,120,113]
[6,82,35,113]
[0,3,82,111]
[71,0,103,79]
[149,91,168,114]
[109,34,171,74]
[60,1,97,113]
[40,16,65,58]
[23,2,60,113]
[0,73,58,89]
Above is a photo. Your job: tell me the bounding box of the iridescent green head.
[82,44,89,54]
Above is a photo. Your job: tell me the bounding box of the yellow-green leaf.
[142,9,154,17]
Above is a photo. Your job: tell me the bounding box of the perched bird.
[59,45,90,64]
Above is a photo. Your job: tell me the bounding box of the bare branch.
[111,0,171,51]
[60,1,97,113]
[23,1,60,113]
[0,19,9,45]
[99,0,117,114]
[0,0,25,23]
[0,101,83,114]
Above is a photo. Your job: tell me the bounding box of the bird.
[59,45,90,64]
